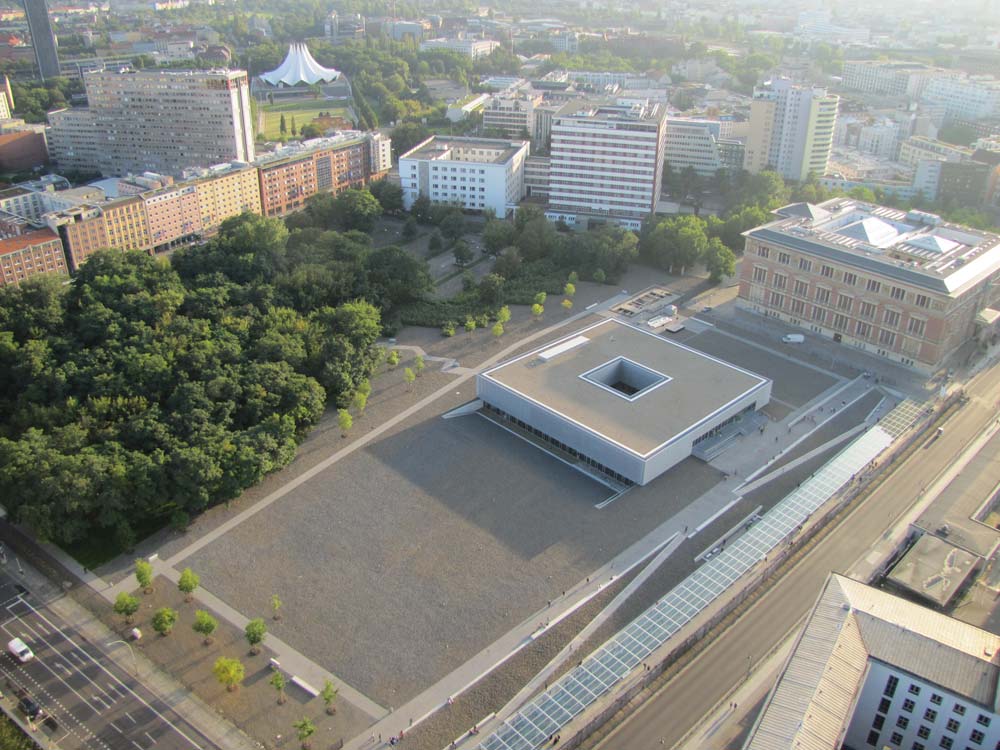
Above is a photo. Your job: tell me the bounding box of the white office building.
[841,61,945,99]
[398,136,529,217]
[546,99,667,230]
[744,78,839,182]
[419,37,500,59]
[663,117,745,177]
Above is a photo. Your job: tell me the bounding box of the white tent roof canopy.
[259,43,341,86]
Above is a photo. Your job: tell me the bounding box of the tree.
[369,179,405,215]
[290,116,297,136]
[320,679,338,714]
[427,229,444,255]
[387,350,401,368]
[178,568,200,602]
[440,212,467,241]
[704,237,736,282]
[562,298,573,310]
[531,303,544,319]
[270,671,288,704]
[245,618,267,655]
[564,282,576,298]
[483,220,517,255]
[493,247,522,279]
[533,292,547,305]
[492,322,504,339]
[496,305,511,324]
[193,610,218,644]
[331,189,382,233]
[441,321,456,337]
[113,592,139,624]
[390,121,430,160]
[352,390,368,414]
[293,717,316,749]
[279,114,287,135]
[452,239,474,267]
[271,594,283,621]
[464,316,477,334]
[478,273,505,307]
[593,269,607,283]
[568,271,579,283]
[338,408,353,436]
[414,354,425,376]
[135,559,153,593]
[213,656,245,692]
[151,607,178,636]
[402,216,418,240]
[403,367,416,389]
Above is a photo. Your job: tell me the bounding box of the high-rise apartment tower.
[23,0,60,80]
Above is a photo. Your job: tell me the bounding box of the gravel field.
[182,398,720,707]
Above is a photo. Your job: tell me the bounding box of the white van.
[7,637,33,662]
[781,334,805,344]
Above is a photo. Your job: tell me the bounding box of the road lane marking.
[132,741,144,750]
[144,731,157,744]
[16,598,209,749]
[125,711,137,724]
[109,721,122,733]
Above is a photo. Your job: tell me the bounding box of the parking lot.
[0,570,207,750]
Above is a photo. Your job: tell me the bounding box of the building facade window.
[752,266,767,283]
[799,258,812,271]
[908,318,926,337]
[821,265,834,278]
[794,280,809,297]
[867,279,882,293]
[843,272,858,285]
[816,288,831,304]
[884,310,902,328]
[891,286,906,301]
[915,294,931,308]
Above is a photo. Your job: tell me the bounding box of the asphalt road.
[596,361,1000,750]
[0,570,210,750]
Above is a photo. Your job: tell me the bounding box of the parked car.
[7,637,33,662]
[781,334,805,344]
[18,696,42,720]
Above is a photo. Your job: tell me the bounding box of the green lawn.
[260,100,351,140]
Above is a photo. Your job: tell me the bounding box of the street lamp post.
[106,639,139,676]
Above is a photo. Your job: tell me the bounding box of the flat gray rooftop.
[480,319,769,456]
[886,533,978,608]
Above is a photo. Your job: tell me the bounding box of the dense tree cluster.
[0,213,417,549]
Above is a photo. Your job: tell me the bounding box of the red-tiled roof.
[0,229,60,257]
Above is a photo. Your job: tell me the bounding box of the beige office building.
[49,68,255,177]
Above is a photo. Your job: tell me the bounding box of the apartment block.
[546,100,667,229]
[183,163,263,236]
[0,229,67,287]
[24,0,59,80]
[899,136,973,167]
[399,136,529,217]
[744,78,839,182]
[841,61,944,98]
[483,94,541,140]
[255,133,381,218]
[738,199,1000,372]
[922,76,1000,121]
[49,68,255,177]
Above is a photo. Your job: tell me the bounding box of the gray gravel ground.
[183,398,720,707]
[681,329,838,407]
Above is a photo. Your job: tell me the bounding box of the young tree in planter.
[563,282,576,298]
[387,350,400,368]
[492,322,504,339]
[464,316,477,335]
[245,618,267,655]
[135,559,153,593]
[403,367,416,390]
[192,610,218,645]
[177,568,200,602]
[531,303,544,320]
[213,656,245,692]
[113,592,139,625]
[271,594,283,621]
[151,607,178,636]
[293,717,317,750]
[562,298,573,310]
[414,354,425,376]
[269,671,288,704]
[338,408,353,437]
[496,305,511,324]
[352,390,368,414]
[568,271,579,284]
[320,679,338,714]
